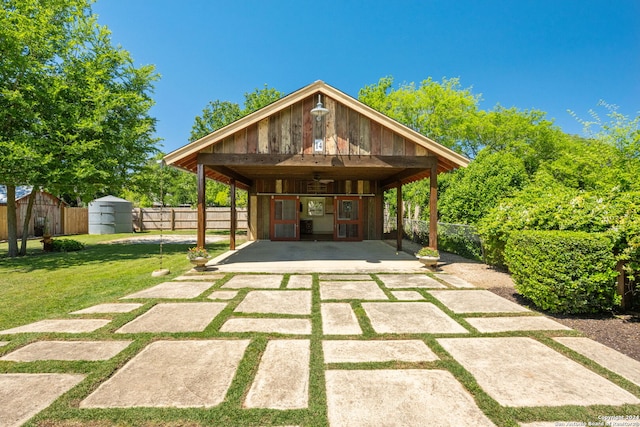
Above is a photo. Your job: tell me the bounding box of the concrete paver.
[465,316,572,333]
[220,318,312,335]
[244,340,310,409]
[320,274,371,281]
[0,373,85,427]
[554,337,640,387]
[0,319,110,335]
[207,290,239,300]
[121,281,214,299]
[116,303,227,333]
[519,423,581,427]
[174,274,224,281]
[70,303,143,314]
[0,340,132,362]
[80,340,250,408]
[286,275,313,289]
[378,274,447,289]
[390,290,424,300]
[363,302,468,334]
[323,340,438,363]
[320,281,388,300]
[235,290,312,315]
[321,303,362,335]
[325,369,496,427]
[429,289,531,313]
[434,273,476,288]
[221,274,283,289]
[438,337,640,407]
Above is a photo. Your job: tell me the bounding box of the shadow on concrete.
[210,240,423,273]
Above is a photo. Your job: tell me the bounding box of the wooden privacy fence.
[63,207,88,235]
[0,206,88,240]
[0,206,7,240]
[133,207,248,231]
[1,206,246,240]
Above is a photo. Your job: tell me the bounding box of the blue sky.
[93,0,639,154]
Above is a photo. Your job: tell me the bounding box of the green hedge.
[51,238,85,252]
[505,230,620,314]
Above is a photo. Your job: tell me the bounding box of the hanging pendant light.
[310,94,329,121]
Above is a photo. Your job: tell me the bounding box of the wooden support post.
[137,208,143,231]
[396,181,403,251]
[429,160,438,250]
[197,163,206,248]
[230,179,236,250]
[249,193,257,240]
[617,261,632,310]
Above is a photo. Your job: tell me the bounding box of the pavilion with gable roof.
[164,80,469,251]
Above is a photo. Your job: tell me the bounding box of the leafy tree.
[243,85,283,115]
[439,150,529,225]
[540,135,630,191]
[190,84,283,141]
[474,106,562,174]
[186,84,283,206]
[569,101,640,190]
[570,100,639,162]
[0,0,158,256]
[121,153,247,208]
[190,100,242,142]
[478,101,640,270]
[358,76,481,157]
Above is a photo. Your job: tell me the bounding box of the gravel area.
[394,240,640,362]
[106,234,227,245]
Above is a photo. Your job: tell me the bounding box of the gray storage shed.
[88,195,133,234]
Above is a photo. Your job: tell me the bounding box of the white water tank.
[88,195,133,234]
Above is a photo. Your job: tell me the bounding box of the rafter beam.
[197,153,437,169]
[205,165,253,188]
[380,169,429,189]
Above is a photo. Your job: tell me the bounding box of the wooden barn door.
[270,196,299,241]
[334,197,363,241]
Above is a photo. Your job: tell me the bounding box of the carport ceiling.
[197,153,436,189]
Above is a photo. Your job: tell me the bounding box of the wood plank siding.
[201,95,421,158]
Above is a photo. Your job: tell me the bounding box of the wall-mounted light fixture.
[310,94,329,121]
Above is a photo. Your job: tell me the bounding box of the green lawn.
[0,232,231,330]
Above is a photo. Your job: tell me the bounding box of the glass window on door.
[338,200,358,220]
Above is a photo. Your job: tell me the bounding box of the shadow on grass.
[0,241,231,272]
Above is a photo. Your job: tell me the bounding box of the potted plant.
[187,246,210,270]
[416,246,440,269]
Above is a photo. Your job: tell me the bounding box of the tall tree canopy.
[0,0,159,256]
[123,85,283,209]
[181,85,283,206]
[190,84,283,141]
[358,76,481,158]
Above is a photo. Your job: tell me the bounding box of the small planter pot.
[417,255,439,270]
[189,257,210,271]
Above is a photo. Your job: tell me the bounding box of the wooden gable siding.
[210,94,428,158]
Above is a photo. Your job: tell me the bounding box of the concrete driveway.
[209,240,424,273]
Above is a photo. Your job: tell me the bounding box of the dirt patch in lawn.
[105,234,227,245]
